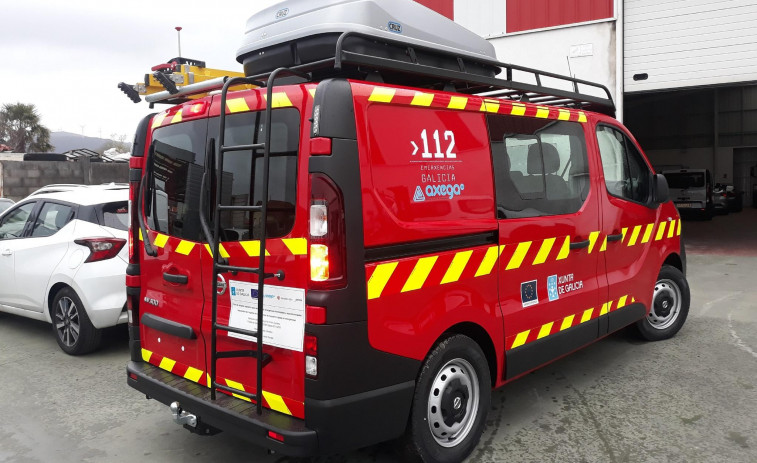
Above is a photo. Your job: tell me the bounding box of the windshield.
[146,108,300,243]
[664,172,704,189]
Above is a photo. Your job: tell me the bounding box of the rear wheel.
[403,335,491,463]
[50,287,102,355]
[635,265,690,341]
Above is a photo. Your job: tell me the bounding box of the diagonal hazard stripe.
[475,245,503,276]
[532,238,555,265]
[641,223,655,243]
[281,238,308,255]
[262,391,292,416]
[367,262,398,300]
[668,219,677,238]
[368,87,396,103]
[410,92,434,106]
[556,236,571,260]
[402,256,438,292]
[441,250,473,284]
[175,240,196,256]
[655,221,668,241]
[447,96,468,110]
[506,241,532,270]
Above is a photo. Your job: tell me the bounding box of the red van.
[125,2,689,461]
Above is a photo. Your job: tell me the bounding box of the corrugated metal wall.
[413,0,455,20]
[507,0,613,33]
[625,0,757,92]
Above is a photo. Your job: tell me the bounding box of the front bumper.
[127,361,318,457]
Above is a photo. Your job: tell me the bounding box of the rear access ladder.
[199,68,309,414]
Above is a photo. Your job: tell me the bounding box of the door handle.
[569,239,590,250]
[1,249,11,256]
[607,233,624,242]
[163,272,188,285]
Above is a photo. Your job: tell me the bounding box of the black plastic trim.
[141,313,196,340]
[607,302,647,333]
[305,380,415,455]
[126,263,140,276]
[130,113,155,158]
[365,232,498,263]
[128,325,141,362]
[506,318,598,379]
[129,168,142,182]
[126,286,140,297]
[127,362,317,457]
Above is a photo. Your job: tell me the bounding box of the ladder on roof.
[140,32,615,116]
[197,68,310,415]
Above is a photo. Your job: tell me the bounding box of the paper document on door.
[227,280,305,352]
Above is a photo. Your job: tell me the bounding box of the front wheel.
[403,335,491,463]
[635,265,690,341]
[50,287,102,355]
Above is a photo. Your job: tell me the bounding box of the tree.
[99,133,131,154]
[0,103,53,153]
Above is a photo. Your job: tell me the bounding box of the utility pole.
[175,26,183,58]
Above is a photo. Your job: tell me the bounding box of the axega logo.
[388,21,402,33]
[414,183,465,202]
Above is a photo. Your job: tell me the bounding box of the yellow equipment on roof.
[118,57,249,106]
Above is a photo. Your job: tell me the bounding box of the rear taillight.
[304,333,318,378]
[308,173,346,290]
[75,238,126,263]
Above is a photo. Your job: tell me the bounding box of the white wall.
[485,22,618,103]
[625,0,757,92]
[454,0,507,38]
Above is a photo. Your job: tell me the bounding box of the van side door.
[595,124,666,334]
[488,114,603,380]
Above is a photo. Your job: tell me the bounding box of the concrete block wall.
[0,160,128,201]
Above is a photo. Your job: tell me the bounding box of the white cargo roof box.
[236,0,498,77]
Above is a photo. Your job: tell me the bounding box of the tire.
[402,335,491,463]
[635,265,690,341]
[50,287,102,355]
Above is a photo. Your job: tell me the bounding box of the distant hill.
[50,132,111,153]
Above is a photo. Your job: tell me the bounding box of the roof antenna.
[175,26,183,58]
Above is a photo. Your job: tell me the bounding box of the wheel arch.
[663,252,683,273]
[46,282,74,321]
[439,322,497,388]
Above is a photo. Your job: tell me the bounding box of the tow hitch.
[170,401,197,427]
[169,402,221,436]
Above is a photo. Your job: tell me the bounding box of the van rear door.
[139,118,210,384]
[200,92,310,419]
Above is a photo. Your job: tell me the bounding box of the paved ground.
[1,211,756,463]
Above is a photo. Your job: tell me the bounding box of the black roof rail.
[147,32,615,117]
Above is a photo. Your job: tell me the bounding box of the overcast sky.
[0,0,282,142]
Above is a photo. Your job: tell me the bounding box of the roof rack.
[30,183,129,196]
[145,31,615,116]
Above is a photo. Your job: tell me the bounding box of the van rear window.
[146,110,299,243]
[664,173,704,189]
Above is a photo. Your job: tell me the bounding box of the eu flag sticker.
[521,280,539,307]
[547,275,559,301]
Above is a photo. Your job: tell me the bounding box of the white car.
[0,185,129,354]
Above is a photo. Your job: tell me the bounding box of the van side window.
[596,125,651,204]
[487,115,590,218]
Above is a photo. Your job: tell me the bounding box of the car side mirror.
[652,173,669,205]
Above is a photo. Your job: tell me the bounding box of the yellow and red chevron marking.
[366,218,681,299]
[138,230,307,258]
[506,295,636,351]
[141,348,304,419]
[366,86,588,123]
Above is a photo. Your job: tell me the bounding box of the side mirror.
[652,174,669,205]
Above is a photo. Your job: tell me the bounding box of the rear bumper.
[127,361,317,457]
[127,360,415,456]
